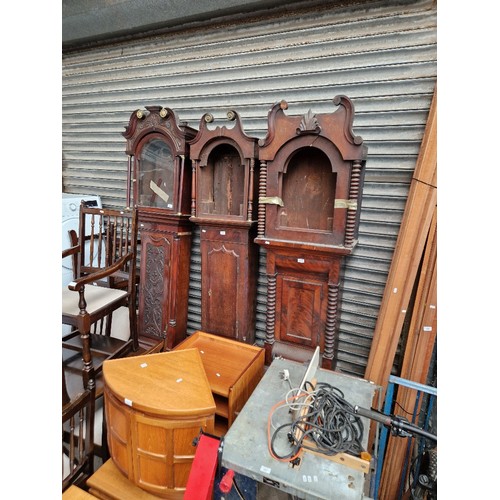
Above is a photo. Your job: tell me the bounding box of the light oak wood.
[302,445,371,473]
[62,485,98,499]
[103,349,216,497]
[174,331,264,429]
[87,459,183,499]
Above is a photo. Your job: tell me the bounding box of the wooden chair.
[63,332,96,491]
[62,202,139,382]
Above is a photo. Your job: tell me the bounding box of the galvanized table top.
[221,357,379,500]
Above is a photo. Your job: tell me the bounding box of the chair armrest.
[62,244,80,259]
[67,252,133,291]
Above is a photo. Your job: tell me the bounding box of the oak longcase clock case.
[189,110,260,344]
[123,106,197,350]
[255,97,367,369]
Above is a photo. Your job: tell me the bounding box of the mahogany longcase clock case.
[123,106,197,350]
[255,96,367,369]
[189,110,260,344]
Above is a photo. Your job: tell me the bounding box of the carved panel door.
[137,226,172,342]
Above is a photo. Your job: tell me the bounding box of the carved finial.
[159,108,168,118]
[136,110,145,119]
[279,100,288,110]
[227,110,237,121]
[297,109,321,135]
[204,113,214,123]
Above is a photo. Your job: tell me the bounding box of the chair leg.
[100,403,110,462]
[129,306,139,351]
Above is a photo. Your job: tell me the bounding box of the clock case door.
[255,97,367,368]
[189,111,260,344]
[123,106,197,350]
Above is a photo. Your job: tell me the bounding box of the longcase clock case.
[123,106,197,350]
[189,110,260,344]
[255,97,367,369]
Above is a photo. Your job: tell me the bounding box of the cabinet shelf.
[174,331,264,430]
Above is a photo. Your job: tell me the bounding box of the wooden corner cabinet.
[103,349,215,498]
[188,110,260,343]
[173,330,264,435]
[123,106,197,350]
[255,97,367,369]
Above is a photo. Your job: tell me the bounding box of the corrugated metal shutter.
[62,0,437,377]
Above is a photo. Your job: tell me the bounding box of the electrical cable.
[267,392,311,462]
[268,381,366,460]
[232,475,246,500]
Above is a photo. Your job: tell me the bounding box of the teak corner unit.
[255,96,367,369]
[103,348,216,498]
[123,106,197,350]
[189,110,260,343]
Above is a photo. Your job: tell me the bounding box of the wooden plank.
[302,445,371,473]
[62,485,98,499]
[87,459,182,500]
[364,86,437,399]
[378,206,437,499]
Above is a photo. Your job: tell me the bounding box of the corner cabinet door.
[138,227,172,341]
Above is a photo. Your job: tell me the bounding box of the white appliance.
[62,193,103,288]
[62,193,102,335]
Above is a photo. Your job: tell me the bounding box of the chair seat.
[62,285,128,318]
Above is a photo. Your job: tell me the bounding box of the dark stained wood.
[189,110,260,343]
[62,322,96,492]
[255,97,367,368]
[123,106,198,349]
[62,203,140,383]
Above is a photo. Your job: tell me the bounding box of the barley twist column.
[264,272,277,364]
[257,160,267,237]
[345,160,362,247]
[323,282,339,370]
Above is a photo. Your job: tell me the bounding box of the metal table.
[221,357,380,500]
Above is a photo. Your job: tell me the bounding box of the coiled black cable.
[270,381,365,459]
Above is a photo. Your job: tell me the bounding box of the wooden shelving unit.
[173,330,265,434]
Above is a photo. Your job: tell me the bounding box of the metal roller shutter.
[62,0,437,377]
